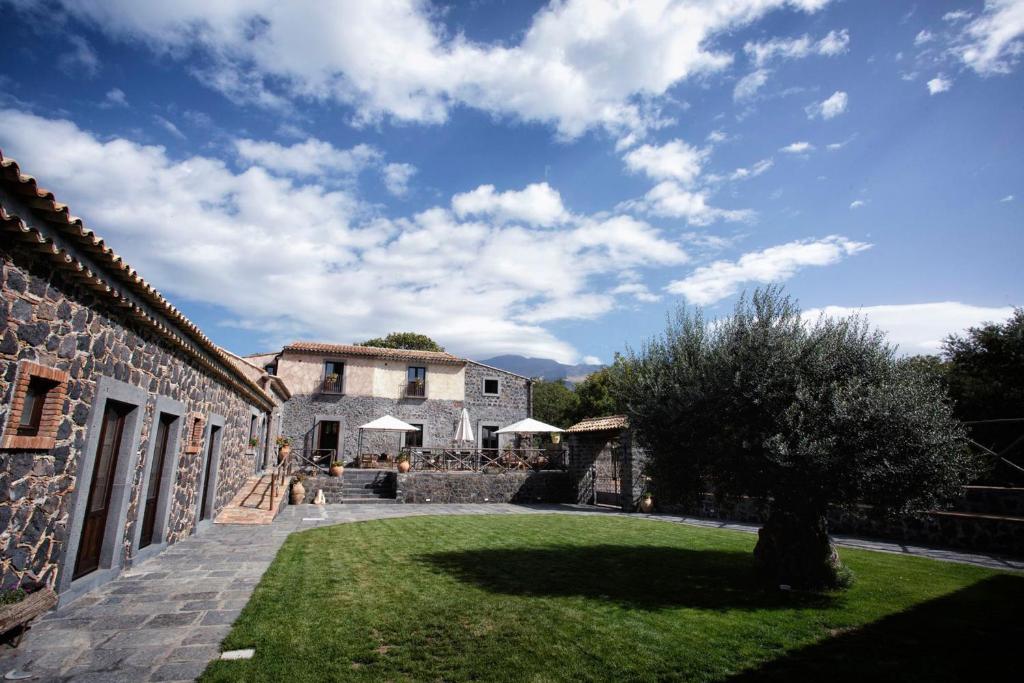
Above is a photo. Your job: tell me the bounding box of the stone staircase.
[215,473,289,524]
[305,470,398,504]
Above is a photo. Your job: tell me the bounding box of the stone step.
[336,498,398,504]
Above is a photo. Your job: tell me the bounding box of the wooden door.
[140,414,173,549]
[74,402,129,579]
[199,426,219,521]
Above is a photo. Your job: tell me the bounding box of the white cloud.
[1000,194,1015,202]
[927,75,953,94]
[914,30,935,46]
[957,0,1024,75]
[625,181,755,225]
[780,141,815,153]
[736,28,848,100]
[101,88,128,108]
[0,108,693,362]
[943,10,973,23]
[803,302,1016,355]
[622,139,707,184]
[582,355,603,365]
[27,0,834,141]
[666,235,870,305]
[234,137,380,177]
[382,163,417,197]
[57,35,99,77]
[451,182,570,227]
[744,29,850,67]
[153,115,186,140]
[733,68,771,101]
[726,158,774,181]
[611,282,661,303]
[849,199,865,209]
[706,129,728,144]
[806,90,848,119]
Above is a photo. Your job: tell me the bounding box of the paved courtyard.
[3,503,1022,682]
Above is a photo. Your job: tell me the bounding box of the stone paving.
[2,503,1022,682]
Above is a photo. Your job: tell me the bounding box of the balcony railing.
[405,446,566,473]
[403,380,426,398]
[321,375,343,394]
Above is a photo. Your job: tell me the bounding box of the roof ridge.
[0,153,274,409]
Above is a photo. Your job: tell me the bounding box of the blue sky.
[0,0,1020,363]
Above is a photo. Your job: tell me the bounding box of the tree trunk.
[753,505,847,589]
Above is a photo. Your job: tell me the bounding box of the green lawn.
[201,514,1023,682]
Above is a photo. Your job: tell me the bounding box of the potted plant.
[276,436,291,463]
[248,436,259,451]
[397,451,411,473]
[329,460,345,477]
[290,474,306,505]
[639,490,654,514]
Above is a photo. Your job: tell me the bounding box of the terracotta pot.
[398,460,411,473]
[639,496,654,514]
[329,465,344,477]
[290,481,305,505]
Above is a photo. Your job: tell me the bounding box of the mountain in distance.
[475,355,604,384]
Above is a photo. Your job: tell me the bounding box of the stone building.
[255,343,532,464]
[0,153,283,603]
[566,415,648,512]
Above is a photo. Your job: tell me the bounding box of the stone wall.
[663,490,1024,558]
[280,394,465,464]
[281,362,531,465]
[463,362,531,436]
[0,243,267,591]
[567,429,649,511]
[396,471,571,504]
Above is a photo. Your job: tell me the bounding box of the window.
[322,361,344,394]
[480,424,499,450]
[482,377,500,396]
[247,414,258,451]
[18,377,56,436]
[405,423,424,448]
[184,413,205,454]
[264,363,276,376]
[2,361,69,451]
[405,366,426,398]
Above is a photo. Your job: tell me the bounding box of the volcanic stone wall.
[395,470,571,504]
[0,243,266,591]
[280,363,531,464]
[463,362,531,434]
[280,394,465,464]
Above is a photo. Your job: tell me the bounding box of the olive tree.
[613,288,978,589]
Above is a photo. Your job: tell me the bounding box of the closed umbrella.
[453,408,473,443]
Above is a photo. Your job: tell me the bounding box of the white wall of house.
[275,351,465,400]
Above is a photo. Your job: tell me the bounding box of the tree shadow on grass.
[729,573,1024,682]
[417,545,836,610]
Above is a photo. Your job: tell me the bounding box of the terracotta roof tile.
[566,415,628,433]
[0,153,274,409]
[283,341,465,365]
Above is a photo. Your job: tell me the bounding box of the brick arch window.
[184,413,206,454]
[1,361,69,451]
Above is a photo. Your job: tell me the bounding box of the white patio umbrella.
[358,415,421,432]
[495,418,564,434]
[356,415,420,462]
[453,408,473,443]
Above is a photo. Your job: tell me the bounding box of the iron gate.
[592,438,622,507]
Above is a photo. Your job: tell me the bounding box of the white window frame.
[482,376,501,396]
